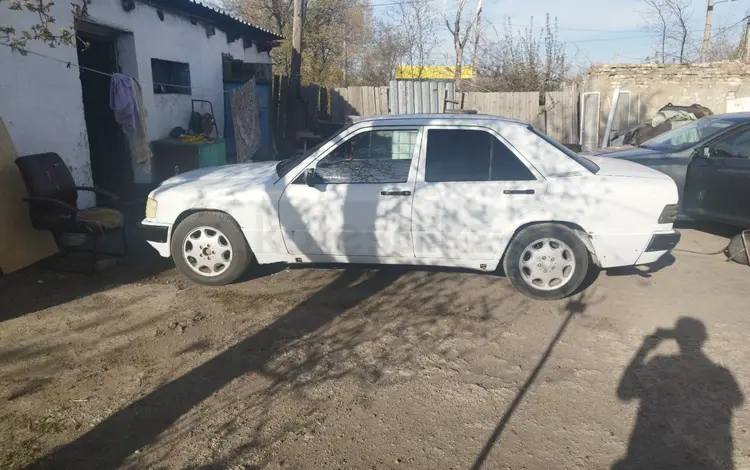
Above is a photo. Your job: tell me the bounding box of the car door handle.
[381,190,412,196]
[503,189,535,195]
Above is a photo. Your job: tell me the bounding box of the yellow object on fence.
[395,66,474,80]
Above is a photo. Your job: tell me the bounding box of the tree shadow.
[26,268,402,469]
[470,290,605,469]
[613,317,744,470]
[0,212,171,323]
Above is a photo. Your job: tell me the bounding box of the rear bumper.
[645,230,681,252]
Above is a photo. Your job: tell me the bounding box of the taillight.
[658,204,678,224]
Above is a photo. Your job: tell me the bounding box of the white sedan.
[141,114,680,300]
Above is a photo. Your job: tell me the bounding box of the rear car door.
[411,126,546,261]
[684,125,750,226]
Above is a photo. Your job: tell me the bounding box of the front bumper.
[140,220,171,257]
[645,230,681,252]
[139,222,168,243]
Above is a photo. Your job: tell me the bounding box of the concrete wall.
[584,62,750,141]
[0,0,271,200]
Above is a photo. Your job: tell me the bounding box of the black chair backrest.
[15,153,78,208]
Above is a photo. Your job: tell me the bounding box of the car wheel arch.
[501,220,599,267]
[172,208,246,244]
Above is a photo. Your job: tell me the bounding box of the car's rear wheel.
[170,211,252,286]
[503,223,589,300]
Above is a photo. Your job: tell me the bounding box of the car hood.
[591,146,670,159]
[586,155,673,180]
[160,161,278,187]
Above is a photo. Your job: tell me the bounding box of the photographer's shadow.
[614,317,744,470]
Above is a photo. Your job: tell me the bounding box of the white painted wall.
[0,0,271,199]
[0,11,95,206]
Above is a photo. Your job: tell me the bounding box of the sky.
[372,0,750,67]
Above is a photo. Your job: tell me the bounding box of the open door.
[684,125,750,227]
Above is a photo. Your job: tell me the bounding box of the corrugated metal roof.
[184,0,283,39]
[148,0,283,41]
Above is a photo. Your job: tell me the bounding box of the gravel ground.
[1,223,749,470]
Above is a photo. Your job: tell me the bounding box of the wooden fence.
[272,76,581,146]
[463,91,543,129]
[545,85,580,146]
[330,86,389,122]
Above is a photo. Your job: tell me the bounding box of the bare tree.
[643,0,670,63]
[471,0,484,78]
[699,20,746,61]
[443,0,477,89]
[642,0,694,63]
[226,0,373,86]
[476,15,568,93]
[388,0,438,80]
[667,0,692,63]
[359,21,408,85]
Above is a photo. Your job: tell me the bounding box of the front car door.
[410,126,547,261]
[278,126,422,260]
[626,117,740,204]
[684,125,750,227]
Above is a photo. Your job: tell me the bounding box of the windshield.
[275,123,353,179]
[641,118,736,152]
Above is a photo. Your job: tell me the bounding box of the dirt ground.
[1,223,749,470]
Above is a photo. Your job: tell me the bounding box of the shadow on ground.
[0,208,172,323]
[25,263,514,469]
[613,318,743,469]
[471,290,604,469]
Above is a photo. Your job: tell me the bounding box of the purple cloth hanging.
[109,73,137,136]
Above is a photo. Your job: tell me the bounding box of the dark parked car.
[595,113,750,228]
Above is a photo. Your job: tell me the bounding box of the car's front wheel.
[503,223,589,300]
[170,211,252,286]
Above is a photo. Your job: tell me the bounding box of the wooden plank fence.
[463,91,543,129]
[330,86,389,121]
[545,84,580,146]
[272,75,581,146]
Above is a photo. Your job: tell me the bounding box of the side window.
[710,128,750,159]
[490,138,537,181]
[425,129,535,182]
[315,129,417,184]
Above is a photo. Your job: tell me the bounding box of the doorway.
[76,29,133,199]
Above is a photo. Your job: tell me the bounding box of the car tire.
[503,223,590,301]
[170,211,252,286]
[725,233,749,265]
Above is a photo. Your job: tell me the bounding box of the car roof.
[352,113,529,126]
[703,112,750,122]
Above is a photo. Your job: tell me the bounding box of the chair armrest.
[24,197,79,214]
[75,186,120,202]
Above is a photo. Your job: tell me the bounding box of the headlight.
[658,204,678,224]
[145,198,158,218]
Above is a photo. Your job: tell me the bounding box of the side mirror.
[694,147,710,159]
[303,168,317,187]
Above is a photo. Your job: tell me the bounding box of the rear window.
[531,128,600,174]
